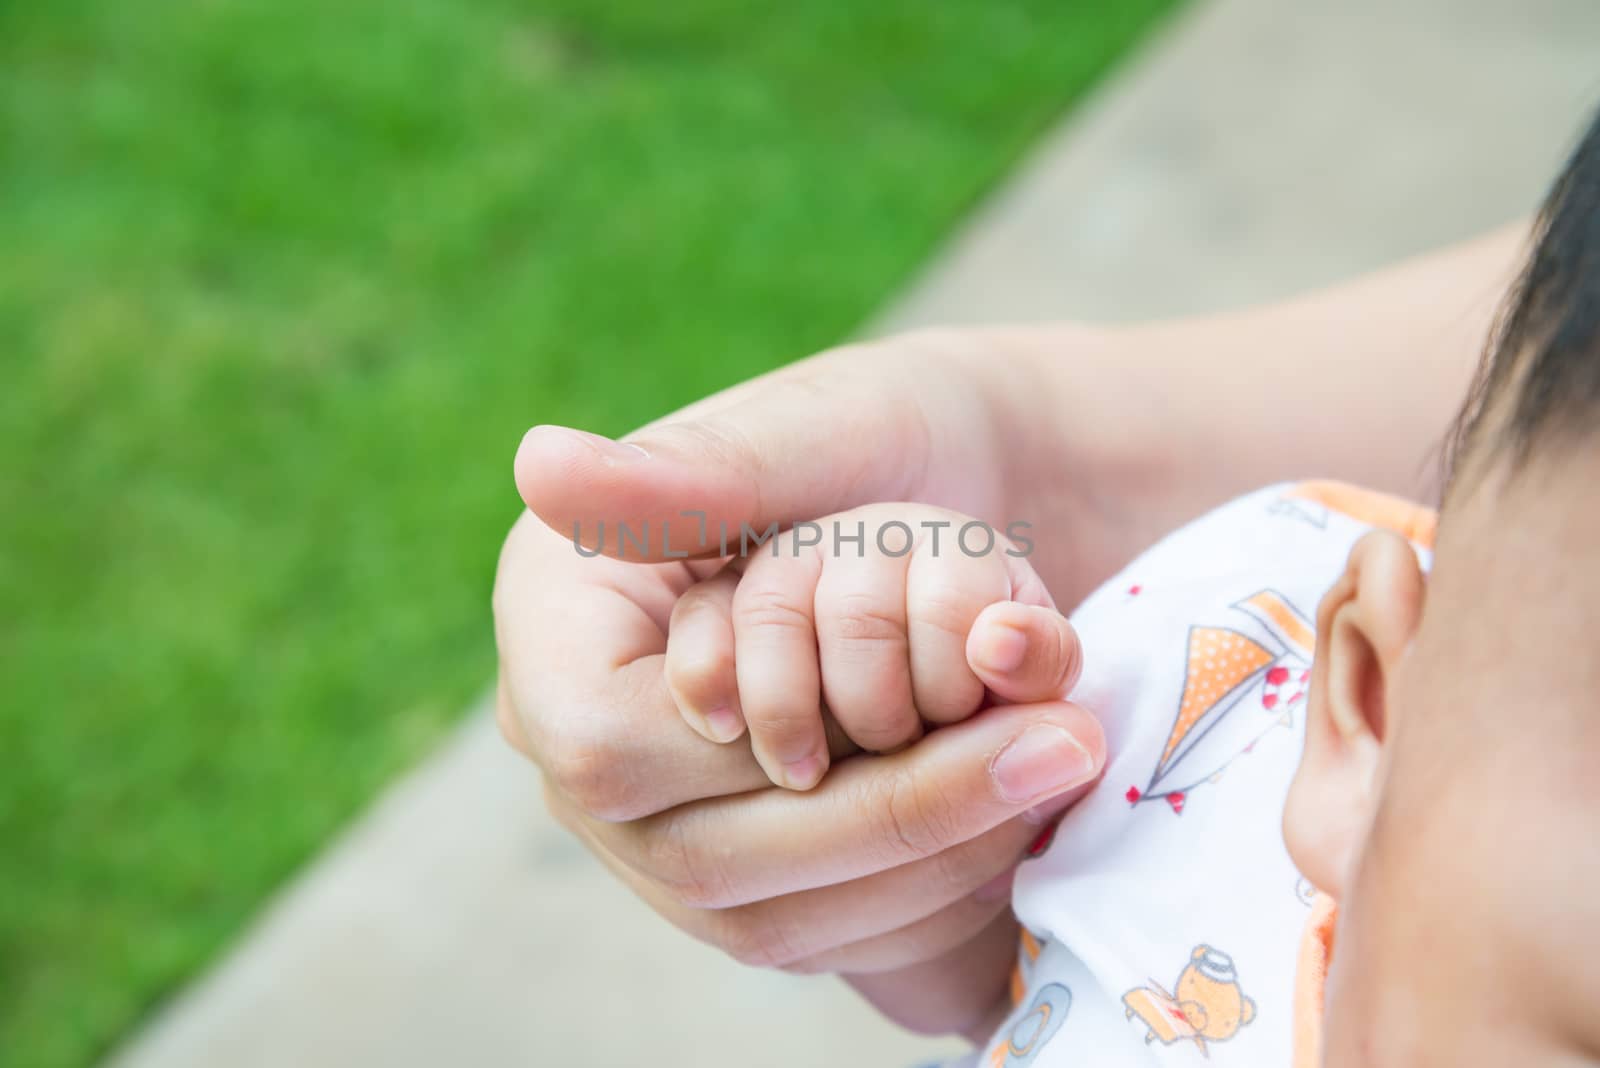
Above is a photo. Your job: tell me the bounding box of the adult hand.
[496,327,1121,1036]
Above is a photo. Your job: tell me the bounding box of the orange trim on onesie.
[1288,481,1438,549]
[1292,894,1337,1068]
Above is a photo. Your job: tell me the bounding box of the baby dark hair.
[1447,104,1600,488]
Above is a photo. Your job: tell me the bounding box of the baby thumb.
[966,602,1083,705]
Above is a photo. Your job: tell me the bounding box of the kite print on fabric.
[1125,590,1314,814]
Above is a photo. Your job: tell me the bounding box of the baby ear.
[1284,531,1425,899]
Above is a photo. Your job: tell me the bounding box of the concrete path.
[106,1,1600,1065]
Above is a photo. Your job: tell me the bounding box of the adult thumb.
[514,368,929,561]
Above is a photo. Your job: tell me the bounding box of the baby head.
[1284,109,1600,1065]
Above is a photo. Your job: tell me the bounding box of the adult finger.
[784,893,1010,976]
[706,816,1036,969]
[596,699,1106,908]
[548,780,1039,971]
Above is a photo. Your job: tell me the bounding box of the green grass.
[0,2,1178,1063]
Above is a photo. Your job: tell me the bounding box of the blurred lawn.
[0,1,1177,1064]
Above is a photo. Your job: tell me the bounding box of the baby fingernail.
[991,725,1095,804]
[973,622,1029,674]
[702,705,743,743]
[780,754,826,791]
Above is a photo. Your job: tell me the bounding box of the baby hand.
[663,503,1081,790]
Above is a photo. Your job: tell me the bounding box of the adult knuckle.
[641,812,738,910]
[874,768,964,863]
[716,907,807,970]
[632,814,692,891]
[545,725,631,821]
[927,835,989,898]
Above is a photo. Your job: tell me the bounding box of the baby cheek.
[1500,818,1600,1053]
[1367,656,1600,1057]
[1326,784,1525,1063]
[1376,773,1600,1057]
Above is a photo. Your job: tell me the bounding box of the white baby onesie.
[972,482,1434,1068]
